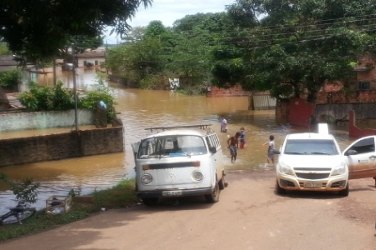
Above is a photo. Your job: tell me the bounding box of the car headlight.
[278,163,294,176]
[331,164,346,176]
[141,173,153,184]
[192,171,203,181]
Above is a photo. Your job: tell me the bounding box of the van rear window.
[138,135,207,158]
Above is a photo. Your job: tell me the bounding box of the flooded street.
[0,81,356,213]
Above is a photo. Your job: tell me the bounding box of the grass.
[0,179,138,242]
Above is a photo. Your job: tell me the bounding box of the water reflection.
[0,79,356,213]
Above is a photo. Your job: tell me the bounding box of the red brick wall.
[287,98,315,128]
[348,110,376,138]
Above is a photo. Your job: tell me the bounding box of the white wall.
[0,110,93,131]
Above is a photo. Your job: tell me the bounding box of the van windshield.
[284,139,339,155]
[137,135,207,158]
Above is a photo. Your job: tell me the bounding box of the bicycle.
[0,201,36,225]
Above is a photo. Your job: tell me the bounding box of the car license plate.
[304,182,321,188]
[162,190,182,197]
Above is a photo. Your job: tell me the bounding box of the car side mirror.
[344,149,358,156]
[209,146,217,154]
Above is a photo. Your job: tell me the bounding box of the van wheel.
[142,197,158,206]
[338,184,349,197]
[205,182,220,203]
[218,176,225,190]
[275,180,286,195]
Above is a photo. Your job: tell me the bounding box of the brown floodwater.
[0,80,360,213]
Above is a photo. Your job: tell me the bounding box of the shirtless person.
[228,132,240,163]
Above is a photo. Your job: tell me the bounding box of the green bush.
[0,70,21,89]
[80,84,116,121]
[18,82,116,120]
[18,82,75,111]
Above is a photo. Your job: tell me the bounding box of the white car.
[275,132,349,196]
[132,124,226,205]
[343,135,376,185]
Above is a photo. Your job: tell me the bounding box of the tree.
[106,13,236,91]
[0,0,152,62]
[221,0,376,101]
[0,42,10,55]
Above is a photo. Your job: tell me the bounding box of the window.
[358,81,370,90]
[347,137,375,154]
[138,135,207,158]
[284,139,339,155]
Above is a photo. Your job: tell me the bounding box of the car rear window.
[284,139,339,155]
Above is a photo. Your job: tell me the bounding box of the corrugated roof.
[0,55,18,67]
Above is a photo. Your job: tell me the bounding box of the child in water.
[263,135,275,165]
[239,127,246,149]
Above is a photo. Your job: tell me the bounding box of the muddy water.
[0,82,355,213]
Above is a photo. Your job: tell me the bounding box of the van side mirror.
[209,146,217,154]
[344,149,358,156]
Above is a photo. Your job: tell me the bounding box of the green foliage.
[0,0,152,62]
[8,179,39,205]
[0,179,137,242]
[80,83,116,121]
[92,179,138,209]
[0,70,21,89]
[0,174,39,205]
[106,12,233,92]
[51,82,75,110]
[139,75,164,89]
[220,0,376,101]
[0,210,89,241]
[0,42,10,55]
[18,82,75,111]
[18,81,116,120]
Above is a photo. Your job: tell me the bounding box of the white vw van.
[132,124,226,206]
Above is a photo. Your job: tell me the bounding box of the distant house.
[0,55,18,72]
[284,54,376,130]
[76,47,106,70]
[316,53,376,104]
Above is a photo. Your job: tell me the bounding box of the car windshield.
[284,139,339,155]
[137,135,207,158]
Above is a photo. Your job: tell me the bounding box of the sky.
[104,0,235,44]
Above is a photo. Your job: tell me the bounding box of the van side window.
[206,136,214,148]
[206,134,220,150]
[212,134,220,148]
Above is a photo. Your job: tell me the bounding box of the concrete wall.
[316,103,376,122]
[0,110,93,131]
[0,125,124,167]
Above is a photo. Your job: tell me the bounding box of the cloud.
[130,0,235,27]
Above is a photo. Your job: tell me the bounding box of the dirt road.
[1,170,376,250]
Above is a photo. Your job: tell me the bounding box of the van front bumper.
[137,187,213,199]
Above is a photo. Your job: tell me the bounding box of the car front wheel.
[275,180,286,195]
[338,183,349,197]
[205,182,220,203]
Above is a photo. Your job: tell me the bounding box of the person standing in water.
[239,127,246,149]
[263,135,276,165]
[221,118,228,133]
[227,132,240,163]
